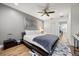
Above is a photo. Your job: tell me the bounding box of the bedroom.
[0,3,78,56]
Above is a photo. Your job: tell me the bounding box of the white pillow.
[25,30,41,35]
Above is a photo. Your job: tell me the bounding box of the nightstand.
[3,38,18,50]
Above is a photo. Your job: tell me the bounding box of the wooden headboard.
[21,32,26,41]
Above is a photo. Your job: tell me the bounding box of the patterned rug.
[52,41,72,56]
[31,40,72,56]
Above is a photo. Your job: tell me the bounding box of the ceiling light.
[59,12,64,17]
[59,12,64,16]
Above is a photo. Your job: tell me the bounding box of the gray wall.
[0,4,25,44]
[0,4,43,44]
[71,4,79,46]
[71,4,79,34]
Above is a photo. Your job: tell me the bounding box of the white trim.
[0,45,3,48]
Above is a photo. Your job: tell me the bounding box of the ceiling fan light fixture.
[59,12,64,17]
[37,4,55,17]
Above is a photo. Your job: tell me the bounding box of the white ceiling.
[4,3,71,20]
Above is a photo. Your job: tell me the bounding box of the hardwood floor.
[74,48,79,56]
[0,44,32,56]
[70,46,79,56]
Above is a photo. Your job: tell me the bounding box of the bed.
[22,31,59,56]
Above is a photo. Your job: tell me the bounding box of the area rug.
[31,41,72,56]
[52,41,72,56]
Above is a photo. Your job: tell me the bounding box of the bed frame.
[21,32,59,56]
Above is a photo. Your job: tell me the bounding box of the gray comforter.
[33,34,58,53]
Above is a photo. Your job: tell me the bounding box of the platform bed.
[21,33,59,56]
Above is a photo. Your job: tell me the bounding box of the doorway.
[59,22,67,36]
[58,21,69,44]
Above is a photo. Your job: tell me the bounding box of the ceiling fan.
[37,4,55,16]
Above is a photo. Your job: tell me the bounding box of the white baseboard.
[0,45,3,48]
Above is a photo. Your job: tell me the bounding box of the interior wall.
[0,4,25,44]
[44,19,58,35]
[71,4,79,46]
[71,4,79,34]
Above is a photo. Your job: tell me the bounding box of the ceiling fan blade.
[37,12,43,13]
[41,13,45,16]
[48,11,55,13]
[46,13,50,16]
